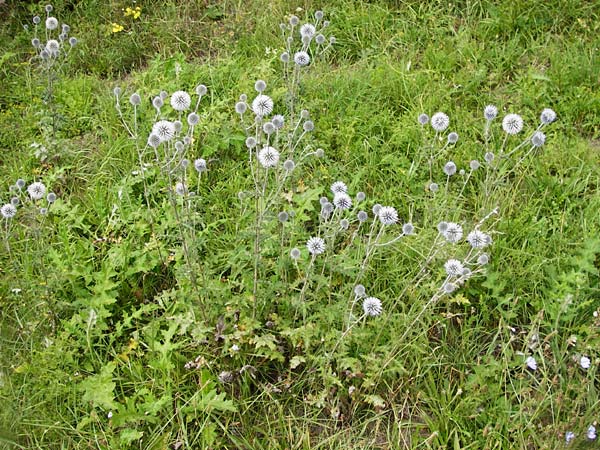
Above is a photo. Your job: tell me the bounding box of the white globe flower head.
[300,23,316,38]
[431,112,449,132]
[443,161,457,176]
[531,131,546,147]
[363,297,382,317]
[258,146,280,168]
[418,113,429,125]
[306,236,326,255]
[1,203,17,219]
[502,113,524,135]
[333,193,352,210]
[46,16,58,30]
[540,108,556,124]
[580,355,591,370]
[294,51,310,67]
[466,230,491,249]
[170,91,191,111]
[378,206,398,225]
[45,39,60,55]
[444,259,464,277]
[484,104,498,120]
[331,181,347,194]
[27,182,47,200]
[443,222,463,243]
[152,120,176,142]
[175,182,187,196]
[525,356,537,371]
[194,158,207,172]
[251,94,274,117]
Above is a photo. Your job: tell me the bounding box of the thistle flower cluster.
[2,179,57,220]
[30,5,78,66]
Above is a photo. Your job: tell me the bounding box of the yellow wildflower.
[111,22,124,33]
[124,6,142,19]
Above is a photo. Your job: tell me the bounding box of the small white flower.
[565,431,575,444]
[431,112,449,132]
[502,114,523,135]
[107,411,113,419]
[251,95,274,117]
[1,203,17,219]
[170,91,191,111]
[525,356,537,371]
[45,17,58,30]
[306,236,326,255]
[258,146,280,168]
[331,181,348,194]
[194,158,207,172]
[378,206,398,225]
[580,355,591,370]
[531,131,546,147]
[443,161,457,176]
[152,120,176,142]
[175,182,187,196]
[333,193,352,210]
[443,222,463,243]
[231,344,240,352]
[418,113,429,125]
[540,108,556,124]
[45,39,60,55]
[294,51,310,66]
[27,182,47,200]
[587,425,596,440]
[466,230,491,249]
[444,259,464,277]
[363,297,382,317]
[300,23,316,38]
[484,105,498,120]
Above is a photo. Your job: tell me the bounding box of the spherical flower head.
[254,80,267,92]
[315,148,325,158]
[174,140,184,153]
[443,222,463,243]
[502,113,523,135]
[294,51,310,67]
[11,197,19,206]
[181,158,190,169]
[290,247,301,260]
[363,297,382,317]
[152,120,176,142]
[372,204,382,216]
[447,132,459,144]
[340,218,350,230]
[565,432,575,444]
[263,122,276,135]
[283,159,295,171]
[378,206,398,225]
[46,17,58,30]
[333,193,352,210]
[40,207,48,215]
[45,4,53,12]
[170,91,191,111]
[173,120,183,133]
[300,23,316,38]
[418,113,429,125]
[467,230,491,249]
[459,169,465,176]
[195,84,207,96]
[357,210,368,222]
[280,52,290,63]
[32,38,41,48]
[33,15,41,25]
[580,355,591,370]
[484,105,498,120]
[319,196,329,206]
[484,152,495,164]
[531,131,546,147]
[540,108,556,124]
[321,202,334,217]
[258,146,280,168]
[330,181,347,194]
[402,223,414,235]
[443,161,457,176]
[175,182,187,196]
[469,160,481,171]
[251,94,274,117]
[315,34,326,44]
[315,10,324,20]
[477,254,489,265]
[46,39,60,55]
[113,87,122,98]
[272,115,285,129]
[235,101,247,114]
[587,425,596,440]
[525,356,537,371]
[27,182,46,200]
[245,136,257,149]
[330,36,336,44]
[444,259,464,277]
[290,15,299,26]
[68,36,77,47]
[129,93,141,106]
[62,24,70,33]
[276,211,289,223]
[16,179,26,189]
[306,236,326,255]
[187,112,200,126]
[147,133,161,148]
[1,204,17,219]
[429,182,439,193]
[47,192,57,203]
[437,221,448,233]
[194,158,207,172]
[354,284,366,297]
[152,96,163,110]
[303,120,314,132]
[431,112,449,132]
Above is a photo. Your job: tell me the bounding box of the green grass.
[1,0,599,448]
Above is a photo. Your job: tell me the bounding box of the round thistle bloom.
[45,16,59,30]
[129,93,141,106]
[315,33,326,44]
[47,192,57,203]
[531,131,546,147]
[443,222,463,243]
[171,91,191,111]
[431,112,450,132]
[418,113,429,125]
[315,10,324,20]
[477,254,489,265]
[580,355,591,370]
[272,114,284,128]
[363,297,382,317]
[147,134,161,148]
[354,284,366,297]
[306,236,326,255]
[330,36,336,44]
[152,96,163,110]
[16,179,26,189]
[303,120,314,132]
[447,132,459,144]
[502,114,523,135]
[175,182,187,196]
[443,161,457,176]
[245,137,257,148]
[27,182,46,200]
[290,247,301,259]
[402,223,414,235]
[469,160,481,171]
[194,158,207,172]
[301,109,310,119]
[113,86,122,97]
[69,36,78,47]
[484,152,495,164]
[45,4,53,12]
[33,15,41,25]
[174,141,184,153]
[294,51,310,66]
[429,182,439,193]
[278,211,289,222]
[300,23,316,38]
[315,148,325,158]
[321,202,334,218]
[62,24,70,33]
[32,38,41,48]
[283,159,295,171]
[258,146,280,168]
[173,120,183,133]
[378,206,398,225]
[251,95,274,117]
[540,108,556,124]
[195,84,207,96]
[280,52,290,63]
[331,181,347,194]
[46,39,60,55]
[290,15,299,26]
[187,112,200,126]
[319,197,329,206]
[11,197,19,206]
[443,282,457,294]
[357,210,368,222]
[467,230,491,248]
[356,191,366,202]
[444,259,464,277]
[40,50,49,60]
[459,169,466,176]
[152,120,176,142]
[40,207,48,215]
[437,221,448,233]
[340,218,349,230]
[484,104,498,120]
[372,204,382,215]
[254,80,267,92]
[235,101,247,114]
[333,193,352,210]
[1,204,17,219]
